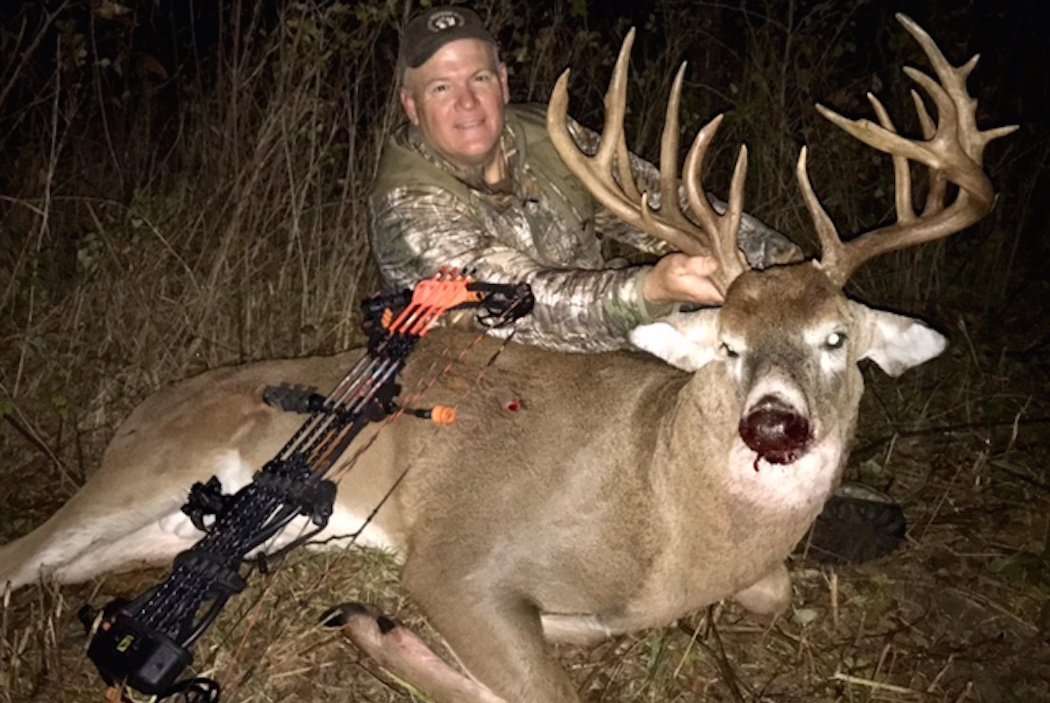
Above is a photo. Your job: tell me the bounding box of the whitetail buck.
[0,15,1014,703]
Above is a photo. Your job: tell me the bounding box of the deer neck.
[654,364,844,536]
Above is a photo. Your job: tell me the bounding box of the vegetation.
[1,1,1047,701]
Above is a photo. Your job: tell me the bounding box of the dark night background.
[1,1,1048,314]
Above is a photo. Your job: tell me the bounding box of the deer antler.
[799,13,1018,288]
[547,28,749,292]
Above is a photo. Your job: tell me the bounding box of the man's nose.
[456,86,479,109]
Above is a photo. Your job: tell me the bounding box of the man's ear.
[400,87,419,126]
[498,63,510,104]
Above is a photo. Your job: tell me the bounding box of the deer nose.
[738,395,811,465]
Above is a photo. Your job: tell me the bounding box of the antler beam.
[800,13,1018,287]
[547,28,749,292]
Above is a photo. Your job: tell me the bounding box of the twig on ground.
[831,670,919,695]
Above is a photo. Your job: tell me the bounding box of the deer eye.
[720,342,739,359]
[824,332,847,350]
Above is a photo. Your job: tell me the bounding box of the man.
[369,6,903,561]
[369,6,799,352]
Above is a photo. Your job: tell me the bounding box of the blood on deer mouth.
[738,397,812,470]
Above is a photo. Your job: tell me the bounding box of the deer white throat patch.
[726,435,842,511]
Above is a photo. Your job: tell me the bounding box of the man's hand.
[642,253,724,307]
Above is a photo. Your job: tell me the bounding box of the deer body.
[0,262,944,702]
[389,267,854,633]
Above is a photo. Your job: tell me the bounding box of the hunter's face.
[401,39,509,174]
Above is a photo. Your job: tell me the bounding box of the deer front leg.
[325,602,507,703]
[731,563,792,618]
[330,590,580,703]
[403,559,581,703]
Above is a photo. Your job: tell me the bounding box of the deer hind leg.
[0,449,251,592]
[731,562,792,618]
[0,489,186,592]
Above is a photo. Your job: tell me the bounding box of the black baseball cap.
[398,6,497,70]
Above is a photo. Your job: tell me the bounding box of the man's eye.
[430,83,450,95]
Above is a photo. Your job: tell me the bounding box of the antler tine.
[865,93,916,224]
[906,88,950,217]
[640,60,744,291]
[795,146,845,273]
[657,64,686,212]
[604,29,643,204]
[683,114,749,286]
[547,28,753,290]
[808,13,1018,287]
[548,38,704,257]
[643,62,689,239]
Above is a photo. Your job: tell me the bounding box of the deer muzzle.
[738,395,812,465]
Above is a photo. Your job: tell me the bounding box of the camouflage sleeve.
[566,119,803,268]
[370,186,662,353]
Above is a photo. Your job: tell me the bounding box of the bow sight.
[80,271,533,702]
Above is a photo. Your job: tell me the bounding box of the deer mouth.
[738,397,812,466]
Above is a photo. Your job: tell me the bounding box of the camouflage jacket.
[369,104,799,352]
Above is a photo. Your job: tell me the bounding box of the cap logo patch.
[428,10,464,32]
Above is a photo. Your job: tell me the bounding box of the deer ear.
[849,301,947,377]
[629,309,721,372]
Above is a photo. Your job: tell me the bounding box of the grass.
[1,1,1048,701]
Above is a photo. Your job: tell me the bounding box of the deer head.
[548,14,1016,469]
